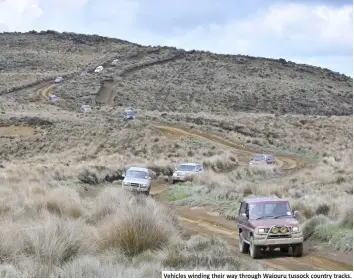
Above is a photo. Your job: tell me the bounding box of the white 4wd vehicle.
[122,167,151,195]
[172,163,204,184]
[94,66,103,73]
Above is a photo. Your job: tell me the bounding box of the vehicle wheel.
[249,236,261,259]
[280,247,289,253]
[292,243,303,257]
[239,232,249,254]
[172,180,176,184]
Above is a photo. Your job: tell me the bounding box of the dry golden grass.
[0,170,266,277]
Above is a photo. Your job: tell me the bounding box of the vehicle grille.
[268,234,291,238]
[130,183,140,187]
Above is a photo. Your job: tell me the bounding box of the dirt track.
[35,83,56,100]
[150,183,353,271]
[95,52,185,105]
[148,126,353,271]
[153,123,308,171]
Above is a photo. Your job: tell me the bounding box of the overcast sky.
[0,0,352,76]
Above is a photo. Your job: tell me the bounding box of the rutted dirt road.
[156,192,352,271]
[148,125,353,271]
[95,50,185,105]
[35,83,56,100]
[149,180,353,271]
[154,123,309,171]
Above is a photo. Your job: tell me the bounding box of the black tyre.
[249,236,261,259]
[292,243,303,257]
[239,232,249,254]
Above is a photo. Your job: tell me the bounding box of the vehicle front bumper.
[172,175,186,181]
[253,232,303,246]
[123,186,149,192]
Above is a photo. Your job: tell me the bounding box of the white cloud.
[162,3,352,75]
[165,3,352,55]
[0,0,42,31]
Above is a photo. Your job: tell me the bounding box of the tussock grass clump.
[302,214,353,252]
[98,195,178,257]
[78,168,101,185]
[45,187,84,218]
[0,215,85,267]
[162,235,266,271]
[203,152,238,173]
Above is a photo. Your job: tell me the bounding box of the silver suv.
[249,154,276,166]
[122,167,151,195]
[172,163,204,183]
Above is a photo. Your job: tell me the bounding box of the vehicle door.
[199,164,205,173]
[196,164,203,174]
[243,203,252,241]
[237,202,249,239]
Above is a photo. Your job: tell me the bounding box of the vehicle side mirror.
[122,173,125,178]
[293,211,299,219]
[241,213,248,219]
[174,168,178,171]
[148,176,151,180]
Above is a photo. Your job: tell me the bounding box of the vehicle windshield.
[249,202,292,219]
[253,155,265,161]
[126,170,148,179]
[178,165,196,171]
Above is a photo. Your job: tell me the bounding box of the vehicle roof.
[81,105,91,108]
[243,196,288,203]
[127,167,148,172]
[179,162,200,166]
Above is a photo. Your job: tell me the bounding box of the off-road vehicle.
[236,196,303,259]
[171,163,204,183]
[122,167,151,195]
[249,154,276,166]
[54,76,64,83]
[123,109,136,121]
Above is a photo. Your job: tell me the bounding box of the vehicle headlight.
[141,184,146,187]
[172,173,177,177]
[123,182,129,186]
[258,228,265,233]
[292,226,300,232]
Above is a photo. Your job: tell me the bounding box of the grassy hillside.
[0,31,352,276]
[0,31,352,115]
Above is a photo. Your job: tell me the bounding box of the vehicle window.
[253,155,265,161]
[126,170,148,179]
[249,202,292,219]
[178,165,196,171]
[239,202,247,215]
